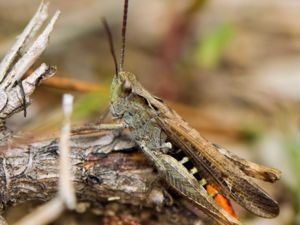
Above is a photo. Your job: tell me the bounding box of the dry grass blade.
[42,76,106,92]
[0,215,8,225]
[13,197,65,225]
[59,94,76,209]
[13,94,76,225]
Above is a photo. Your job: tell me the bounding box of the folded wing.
[157,116,280,218]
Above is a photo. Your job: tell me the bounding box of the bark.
[0,130,201,225]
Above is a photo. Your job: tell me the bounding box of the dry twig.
[0,2,59,141]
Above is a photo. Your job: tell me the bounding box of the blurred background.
[1,0,300,224]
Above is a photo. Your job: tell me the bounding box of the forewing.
[156,116,279,218]
[212,143,281,182]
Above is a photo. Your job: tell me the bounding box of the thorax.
[111,96,167,149]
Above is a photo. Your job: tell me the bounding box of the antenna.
[119,0,129,72]
[102,18,119,75]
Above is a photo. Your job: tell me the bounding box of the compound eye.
[122,80,132,96]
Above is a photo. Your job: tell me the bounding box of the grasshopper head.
[105,0,138,118]
[110,71,137,118]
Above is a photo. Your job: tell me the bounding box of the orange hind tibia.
[206,184,238,219]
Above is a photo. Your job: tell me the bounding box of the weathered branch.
[0,129,202,224]
[0,130,154,209]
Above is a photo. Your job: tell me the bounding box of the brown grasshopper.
[101,1,281,224]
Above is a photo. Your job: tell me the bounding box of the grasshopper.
[101,1,281,224]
